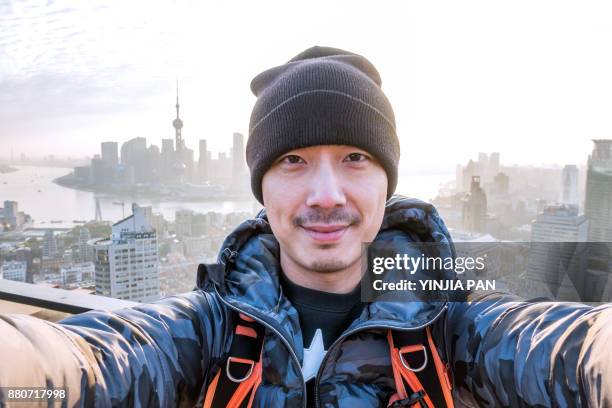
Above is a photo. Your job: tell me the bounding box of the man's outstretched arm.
[0,289,227,407]
[446,291,612,407]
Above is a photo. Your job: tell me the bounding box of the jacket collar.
[210,195,456,351]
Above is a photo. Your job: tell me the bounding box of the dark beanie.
[246,45,400,204]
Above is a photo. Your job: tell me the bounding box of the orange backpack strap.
[204,313,265,408]
[387,327,453,408]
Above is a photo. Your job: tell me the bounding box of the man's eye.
[281,155,304,164]
[344,153,368,162]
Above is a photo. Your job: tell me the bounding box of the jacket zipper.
[213,285,308,408]
[313,302,449,408]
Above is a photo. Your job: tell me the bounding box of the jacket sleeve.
[446,291,612,407]
[0,289,228,407]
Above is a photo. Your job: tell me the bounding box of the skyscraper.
[199,139,209,183]
[461,160,478,193]
[93,204,160,302]
[585,140,612,242]
[493,172,509,195]
[162,138,175,156]
[489,152,500,181]
[478,152,489,182]
[161,138,175,182]
[208,151,233,185]
[101,142,119,166]
[232,132,246,186]
[147,144,161,182]
[175,209,194,237]
[527,204,588,301]
[462,176,488,233]
[3,200,19,228]
[531,204,588,242]
[120,137,148,183]
[561,164,580,208]
[43,229,59,259]
[78,227,93,263]
[91,155,115,185]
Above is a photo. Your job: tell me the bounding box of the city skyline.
[2,1,612,170]
[3,139,612,303]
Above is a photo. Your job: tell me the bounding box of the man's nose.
[305,164,347,209]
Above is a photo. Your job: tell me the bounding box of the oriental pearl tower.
[171,82,188,180]
[173,82,184,152]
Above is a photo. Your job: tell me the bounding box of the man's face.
[262,145,387,274]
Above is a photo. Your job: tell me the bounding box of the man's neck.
[279,253,361,294]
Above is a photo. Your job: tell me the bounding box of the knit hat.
[246,45,400,204]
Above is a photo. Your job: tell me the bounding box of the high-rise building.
[493,172,509,195]
[561,164,580,208]
[101,142,119,166]
[150,212,168,237]
[527,204,591,301]
[78,227,93,262]
[455,164,463,193]
[120,137,148,183]
[93,204,160,302]
[147,144,161,182]
[585,140,612,242]
[208,152,233,185]
[175,209,194,237]
[161,138,175,182]
[531,204,588,242]
[582,140,612,300]
[0,261,27,282]
[462,176,487,233]
[478,152,489,182]
[232,132,246,186]
[91,155,115,185]
[461,160,478,193]
[182,147,195,182]
[3,200,19,228]
[120,137,147,166]
[60,262,95,287]
[199,139,209,183]
[43,229,59,259]
[457,152,501,192]
[489,152,500,182]
[162,138,175,156]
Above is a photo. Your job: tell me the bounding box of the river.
[0,166,453,226]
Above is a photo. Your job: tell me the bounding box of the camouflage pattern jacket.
[1,196,611,407]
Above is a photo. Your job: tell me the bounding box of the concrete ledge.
[0,279,137,314]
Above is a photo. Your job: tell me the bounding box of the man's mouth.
[300,224,349,243]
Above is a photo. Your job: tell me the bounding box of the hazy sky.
[1,0,611,172]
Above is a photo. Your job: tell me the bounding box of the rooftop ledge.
[0,279,138,315]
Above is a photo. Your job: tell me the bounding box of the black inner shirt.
[280,273,365,407]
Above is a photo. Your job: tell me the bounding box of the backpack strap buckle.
[226,356,255,383]
[398,344,428,372]
[203,312,265,408]
[388,390,427,407]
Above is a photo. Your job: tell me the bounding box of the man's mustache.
[292,208,361,227]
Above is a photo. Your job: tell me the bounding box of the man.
[1,46,611,408]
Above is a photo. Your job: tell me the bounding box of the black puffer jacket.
[1,196,611,407]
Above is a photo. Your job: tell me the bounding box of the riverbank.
[0,164,18,174]
[52,172,253,202]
